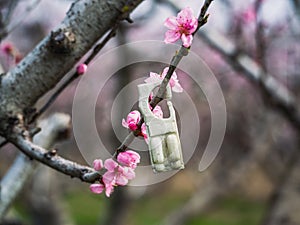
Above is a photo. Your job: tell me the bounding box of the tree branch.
[7,134,101,183]
[32,25,119,122]
[117,0,214,153]
[0,113,71,219]
[0,0,143,135]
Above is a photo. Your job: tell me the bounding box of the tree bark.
[0,0,143,136]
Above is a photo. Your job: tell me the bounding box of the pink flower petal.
[121,167,135,180]
[164,16,179,30]
[89,183,105,194]
[164,30,181,44]
[115,174,128,186]
[177,7,194,24]
[188,18,198,33]
[181,33,193,48]
[93,159,103,171]
[105,183,114,197]
[123,110,141,131]
[104,159,118,172]
[122,118,128,128]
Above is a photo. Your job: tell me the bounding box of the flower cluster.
[91,6,195,197]
[144,67,183,93]
[122,67,183,142]
[90,150,140,197]
[122,106,163,143]
[164,7,198,48]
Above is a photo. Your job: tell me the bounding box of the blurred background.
[0,0,300,225]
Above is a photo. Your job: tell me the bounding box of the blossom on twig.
[117,150,140,169]
[164,7,198,47]
[122,110,141,131]
[76,63,88,75]
[90,150,140,197]
[144,67,183,93]
[93,159,103,171]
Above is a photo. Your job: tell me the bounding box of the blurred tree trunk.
[261,148,300,225]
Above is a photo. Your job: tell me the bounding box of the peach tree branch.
[8,133,101,183]
[117,0,214,153]
[0,0,143,184]
[0,0,143,136]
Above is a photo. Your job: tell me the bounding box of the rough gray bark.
[0,0,143,134]
[0,0,143,183]
[0,113,71,219]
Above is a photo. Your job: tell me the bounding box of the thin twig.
[0,25,118,148]
[162,0,300,132]
[9,134,101,183]
[117,0,214,153]
[32,26,118,122]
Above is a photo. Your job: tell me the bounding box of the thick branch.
[0,0,143,133]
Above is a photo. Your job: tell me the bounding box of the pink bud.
[122,110,141,131]
[93,159,103,171]
[1,42,14,55]
[76,63,87,75]
[117,150,140,169]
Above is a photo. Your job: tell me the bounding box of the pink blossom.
[102,158,136,197]
[104,182,115,197]
[122,110,141,131]
[103,159,135,186]
[90,183,105,194]
[104,158,118,171]
[76,63,87,75]
[1,42,14,55]
[164,7,198,47]
[144,67,183,93]
[117,150,140,169]
[93,159,103,171]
